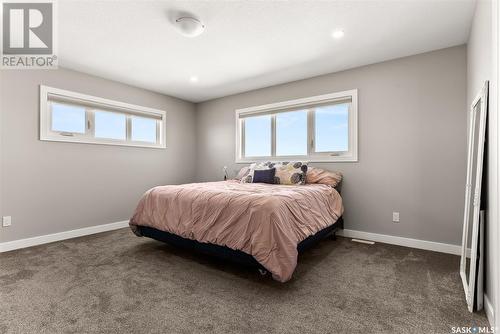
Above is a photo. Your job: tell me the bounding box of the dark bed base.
[137,216,344,274]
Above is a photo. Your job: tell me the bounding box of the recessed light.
[332,30,345,39]
[190,76,199,83]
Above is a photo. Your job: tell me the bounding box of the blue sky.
[52,103,86,133]
[244,104,349,157]
[244,115,271,156]
[131,116,156,143]
[51,103,157,143]
[315,103,349,152]
[52,102,347,150]
[95,111,126,140]
[276,110,307,156]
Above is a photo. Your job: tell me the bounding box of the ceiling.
[59,0,475,102]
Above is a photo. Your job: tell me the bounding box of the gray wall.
[0,68,197,242]
[467,0,497,323]
[195,46,467,246]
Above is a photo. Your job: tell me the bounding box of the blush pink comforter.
[129,180,343,282]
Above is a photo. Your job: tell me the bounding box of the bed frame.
[136,216,344,275]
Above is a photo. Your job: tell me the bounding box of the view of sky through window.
[94,110,126,140]
[131,116,157,143]
[315,103,349,152]
[276,110,307,156]
[51,103,86,133]
[244,115,271,156]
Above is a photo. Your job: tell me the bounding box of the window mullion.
[308,108,314,155]
[86,109,95,139]
[241,119,246,159]
[48,102,53,133]
[126,115,132,142]
[271,114,276,157]
[156,119,160,145]
[348,103,352,152]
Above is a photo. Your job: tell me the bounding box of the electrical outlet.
[392,212,400,223]
[2,216,12,227]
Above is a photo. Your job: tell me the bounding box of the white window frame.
[40,85,167,149]
[235,89,358,163]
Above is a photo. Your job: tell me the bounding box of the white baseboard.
[0,220,129,253]
[484,294,496,328]
[0,223,465,257]
[337,229,462,255]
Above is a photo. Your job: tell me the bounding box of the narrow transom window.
[40,85,166,148]
[235,90,358,162]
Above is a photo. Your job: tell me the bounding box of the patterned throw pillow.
[241,162,271,183]
[240,161,308,185]
[273,161,308,185]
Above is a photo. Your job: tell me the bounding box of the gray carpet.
[0,228,488,334]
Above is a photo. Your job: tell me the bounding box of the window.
[314,103,349,153]
[40,85,166,148]
[51,103,86,134]
[131,116,157,143]
[244,115,272,157]
[235,90,357,162]
[276,110,308,156]
[94,110,126,140]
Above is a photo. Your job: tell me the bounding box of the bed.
[129,179,344,282]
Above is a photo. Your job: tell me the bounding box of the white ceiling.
[59,0,475,102]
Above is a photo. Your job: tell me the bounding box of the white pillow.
[241,162,270,183]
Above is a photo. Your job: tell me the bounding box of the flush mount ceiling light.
[332,30,345,39]
[174,16,205,37]
[189,75,199,83]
